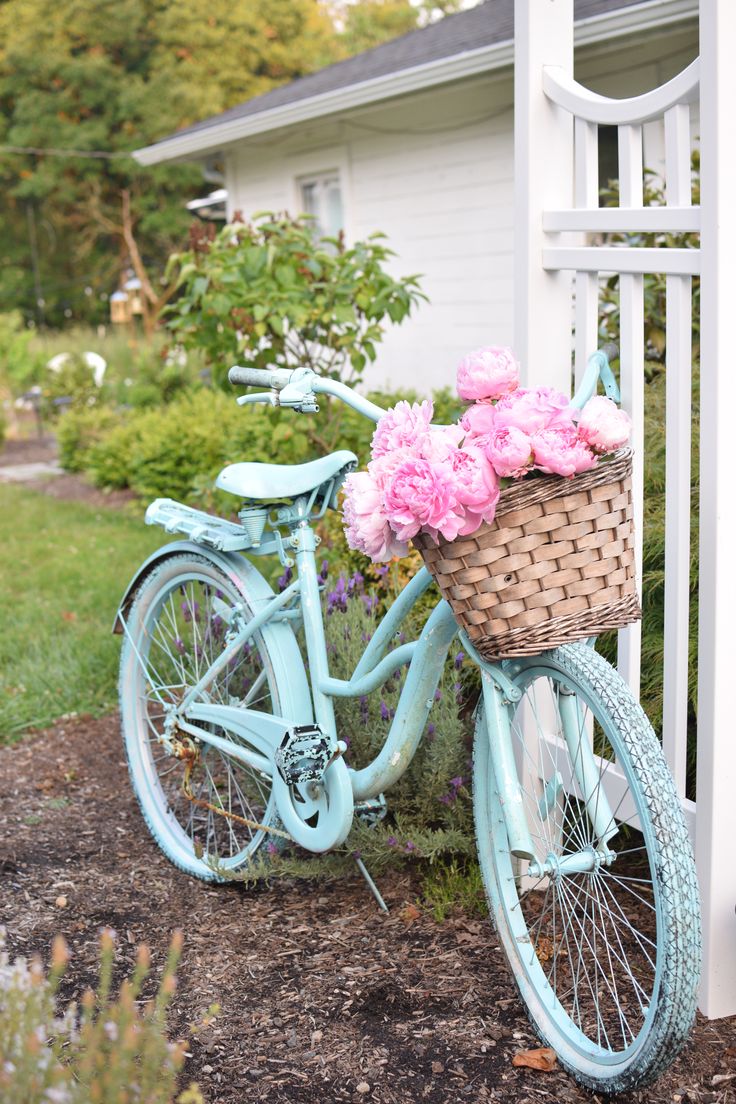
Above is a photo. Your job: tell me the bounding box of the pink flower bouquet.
[342,346,631,563]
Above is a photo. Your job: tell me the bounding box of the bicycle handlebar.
[229,345,622,422]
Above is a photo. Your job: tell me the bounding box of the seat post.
[290,520,338,742]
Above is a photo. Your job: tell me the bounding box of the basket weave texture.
[413,448,641,660]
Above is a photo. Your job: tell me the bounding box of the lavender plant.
[0,927,206,1104]
[257,571,478,880]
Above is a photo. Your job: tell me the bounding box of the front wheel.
[473,642,700,1093]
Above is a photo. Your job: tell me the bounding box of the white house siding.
[224,20,697,396]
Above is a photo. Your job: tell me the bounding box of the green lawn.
[0,484,167,740]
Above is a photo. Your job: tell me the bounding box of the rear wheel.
[119,554,286,880]
[473,643,700,1092]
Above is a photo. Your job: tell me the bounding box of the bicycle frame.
[168,521,460,805]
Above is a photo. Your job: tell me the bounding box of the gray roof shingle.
[150,0,669,146]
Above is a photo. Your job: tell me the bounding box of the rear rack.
[145,499,268,551]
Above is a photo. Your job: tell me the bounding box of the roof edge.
[134,0,698,167]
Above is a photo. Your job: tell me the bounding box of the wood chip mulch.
[2,717,736,1104]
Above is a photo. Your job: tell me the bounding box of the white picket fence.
[514,0,736,1019]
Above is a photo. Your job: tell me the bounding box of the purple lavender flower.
[375,564,389,578]
[380,700,390,722]
[450,776,464,790]
[174,638,186,655]
[319,560,330,583]
[266,841,279,855]
[210,613,224,638]
[398,632,406,645]
[439,794,453,806]
[362,594,378,614]
[387,836,398,847]
[277,566,293,591]
[359,696,369,723]
[348,571,364,594]
[454,651,465,669]
[426,723,436,743]
[404,841,417,853]
[434,688,442,702]
[327,575,348,614]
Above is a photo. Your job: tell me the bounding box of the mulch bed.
[1,716,736,1104]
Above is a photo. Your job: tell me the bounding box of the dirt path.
[1,715,735,1104]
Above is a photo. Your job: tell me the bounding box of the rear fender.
[113,539,313,723]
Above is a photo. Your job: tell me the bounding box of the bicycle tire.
[119,552,296,880]
[473,641,700,1092]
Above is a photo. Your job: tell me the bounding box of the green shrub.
[0,927,205,1104]
[56,406,122,473]
[165,213,425,388]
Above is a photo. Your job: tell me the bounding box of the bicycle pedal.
[275,725,339,786]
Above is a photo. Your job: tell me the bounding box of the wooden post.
[514,0,574,393]
[696,0,736,1019]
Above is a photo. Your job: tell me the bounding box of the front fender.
[113,539,313,725]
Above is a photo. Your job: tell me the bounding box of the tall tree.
[0,0,338,326]
[0,0,472,327]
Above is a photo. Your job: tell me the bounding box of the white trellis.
[514,0,736,1019]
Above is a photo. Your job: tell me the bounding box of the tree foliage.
[0,0,458,327]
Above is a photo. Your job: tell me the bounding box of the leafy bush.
[164,213,425,388]
[56,407,122,473]
[63,384,463,502]
[0,927,205,1103]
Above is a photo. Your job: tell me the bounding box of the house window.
[298,172,344,241]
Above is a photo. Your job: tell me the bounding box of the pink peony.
[485,425,534,479]
[371,400,433,458]
[461,402,496,440]
[456,346,520,402]
[417,423,465,464]
[342,471,409,562]
[531,426,597,478]
[494,387,575,434]
[383,457,465,542]
[448,445,501,534]
[577,395,631,453]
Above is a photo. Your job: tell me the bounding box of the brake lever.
[236,391,280,407]
[235,388,319,413]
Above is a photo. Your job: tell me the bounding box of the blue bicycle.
[116,352,700,1092]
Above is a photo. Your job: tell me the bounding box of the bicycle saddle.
[215,450,357,501]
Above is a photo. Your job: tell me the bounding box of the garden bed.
[0,713,734,1104]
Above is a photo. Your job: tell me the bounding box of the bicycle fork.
[480,663,618,868]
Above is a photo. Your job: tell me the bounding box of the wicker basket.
[413,448,641,660]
